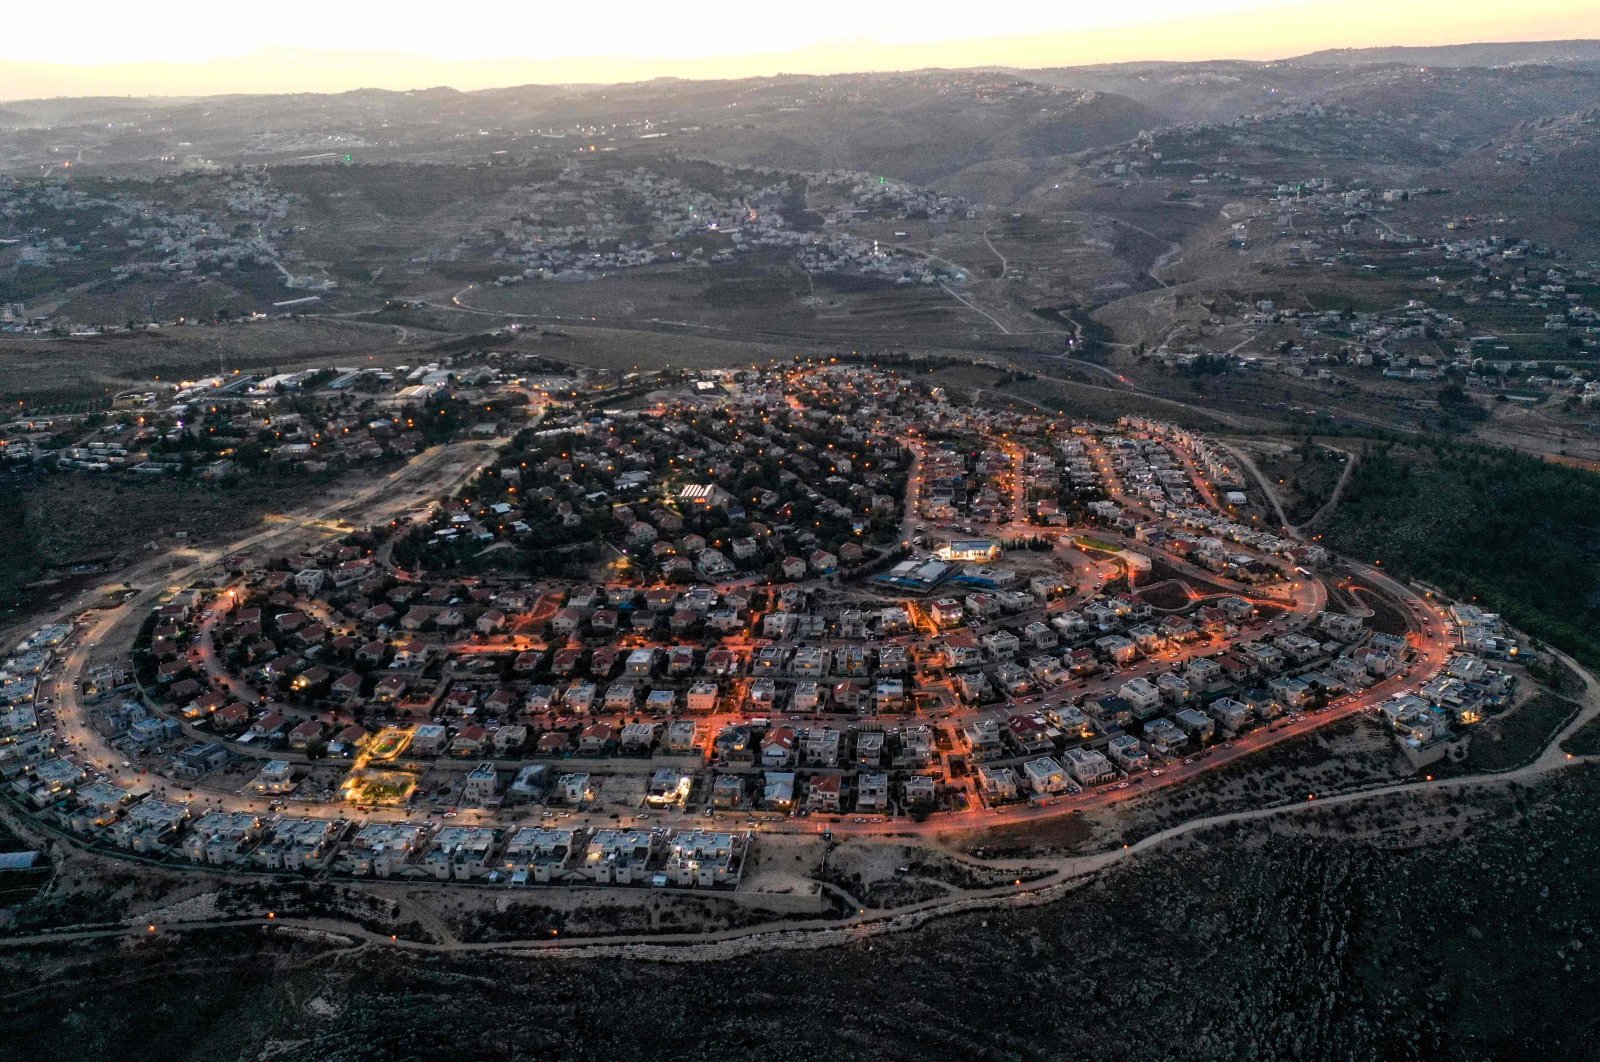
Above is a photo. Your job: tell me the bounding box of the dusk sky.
[5,0,1599,97]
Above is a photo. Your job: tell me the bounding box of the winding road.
[9,642,1593,963]
[0,403,1519,962]
[1220,439,1361,538]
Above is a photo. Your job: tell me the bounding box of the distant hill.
[1314,63,1600,146]
[0,96,167,126]
[0,50,1595,208]
[1433,105,1600,255]
[1021,53,1600,130]
[687,78,1161,189]
[1452,105,1600,186]
[1292,39,1600,68]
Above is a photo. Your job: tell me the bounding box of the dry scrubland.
[6,767,1600,1061]
[0,319,421,405]
[948,716,1416,859]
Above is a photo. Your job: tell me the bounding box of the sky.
[4,0,1599,97]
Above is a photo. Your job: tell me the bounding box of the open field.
[997,374,1249,430]
[1467,691,1585,772]
[0,467,390,618]
[1246,439,1348,524]
[492,323,822,373]
[453,263,1001,348]
[0,318,427,406]
[1561,717,1600,757]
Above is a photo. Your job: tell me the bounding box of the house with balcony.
[1207,697,1254,733]
[855,772,890,812]
[803,727,841,767]
[1023,755,1071,795]
[1174,708,1215,742]
[502,826,579,884]
[1106,734,1150,772]
[1063,747,1116,787]
[582,828,658,884]
[976,765,1020,803]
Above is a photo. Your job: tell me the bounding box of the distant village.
[0,158,969,341]
[1077,111,1600,402]
[0,356,525,478]
[479,162,965,287]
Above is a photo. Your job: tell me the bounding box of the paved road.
[45,441,500,794]
[26,415,1453,856]
[9,637,1584,963]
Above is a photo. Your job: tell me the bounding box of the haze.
[7,0,1600,98]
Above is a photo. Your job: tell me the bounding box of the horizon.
[5,0,1600,101]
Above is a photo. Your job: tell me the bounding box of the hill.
[1325,440,1600,666]
[1438,104,1600,252]
[1292,38,1600,68]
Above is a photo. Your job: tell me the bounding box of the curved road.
[36,428,1444,851]
[10,642,1591,962]
[10,409,1471,961]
